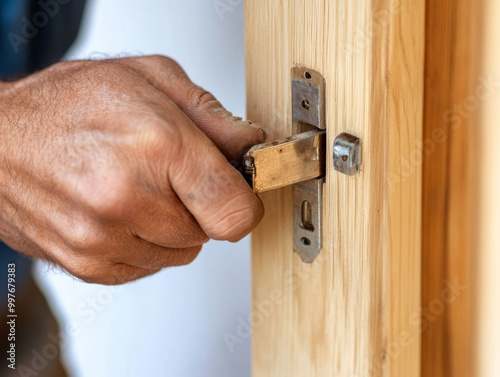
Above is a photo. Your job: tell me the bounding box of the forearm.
[0,80,15,191]
[0,82,15,250]
[0,80,24,202]
[0,82,10,158]
[0,81,14,154]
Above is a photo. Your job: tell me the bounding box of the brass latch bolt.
[243,129,326,194]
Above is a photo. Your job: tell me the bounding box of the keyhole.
[300,200,314,232]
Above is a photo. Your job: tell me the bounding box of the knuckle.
[134,116,183,165]
[145,54,177,67]
[74,270,105,284]
[109,264,158,284]
[139,116,181,148]
[65,259,147,285]
[79,60,142,91]
[139,55,185,76]
[141,245,202,270]
[77,269,121,285]
[187,86,218,107]
[61,256,104,284]
[61,221,102,252]
[177,246,203,265]
[78,171,135,219]
[163,246,202,267]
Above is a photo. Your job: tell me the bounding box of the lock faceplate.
[293,178,323,262]
[292,67,325,263]
[291,66,326,132]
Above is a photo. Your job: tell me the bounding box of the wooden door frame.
[421,1,477,376]
[246,1,424,376]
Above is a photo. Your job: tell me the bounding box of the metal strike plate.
[292,67,325,263]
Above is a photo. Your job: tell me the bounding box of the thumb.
[122,55,266,165]
[165,109,264,242]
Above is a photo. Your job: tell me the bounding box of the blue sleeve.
[0,0,87,80]
[0,0,87,296]
[0,0,30,76]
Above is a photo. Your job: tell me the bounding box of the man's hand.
[0,55,265,284]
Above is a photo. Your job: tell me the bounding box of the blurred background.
[33,0,252,376]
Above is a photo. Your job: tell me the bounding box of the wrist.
[0,82,15,167]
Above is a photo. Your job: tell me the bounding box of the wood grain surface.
[421,0,478,375]
[246,1,424,376]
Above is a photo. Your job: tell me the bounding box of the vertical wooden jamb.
[421,0,478,375]
[246,1,424,376]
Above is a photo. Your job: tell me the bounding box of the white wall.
[34,1,251,376]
